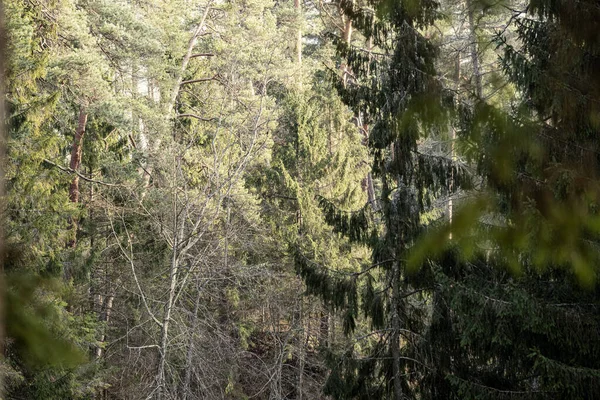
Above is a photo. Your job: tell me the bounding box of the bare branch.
[109,215,164,328]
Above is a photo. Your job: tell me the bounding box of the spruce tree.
[297,1,470,398]
[297,0,600,398]
[425,1,600,398]
[378,0,600,398]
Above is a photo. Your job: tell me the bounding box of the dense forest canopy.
[1,0,600,399]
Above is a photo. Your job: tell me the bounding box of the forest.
[1,0,600,398]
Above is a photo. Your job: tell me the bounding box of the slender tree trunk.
[69,107,88,203]
[147,1,211,202]
[294,0,302,89]
[90,266,104,358]
[153,4,221,386]
[339,4,378,214]
[67,107,88,248]
[0,5,6,396]
[297,295,305,400]
[319,310,329,348]
[466,0,482,98]
[295,0,302,65]
[157,241,178,399]
[449,51,460,238]
[167,1,213,116]
[391,264,403,400]
[132,62,152,192]
[329,312,335,346]
[218,200,231,324]
[95,293,114,359]
[350,34,377,211]
[363,35,378,210]
[157,157,182,400]
[181,287,202,400]
[340,13,353,88]
[361,120,377,210]
[366,173,376,208]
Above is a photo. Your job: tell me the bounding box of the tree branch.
[43,159,122,187]
[176,113,216,122]
[180,75,220,86]
[190,53,215,58]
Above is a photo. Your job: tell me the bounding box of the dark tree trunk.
[69,106,88,204]
[66,106,88,248]
[0,4,6,397]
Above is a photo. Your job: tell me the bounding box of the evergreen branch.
[189,53,215,58]
[353,258,395,277]
[331,33,388,57]
[295,249,358,277]
[316,194,369,215]
[180,75,221,86]
[532,352,600,376]
[551,303,599,308]
[352,355,432,370]
[262,193,298,201]
[25,0,58,23]
[449,374,553,395]
[415,150,462,165]
[400,286,434,300]
[176,113,217,122]
[449,274,512,306]
[354,329,392,341]
[42,159,122,187]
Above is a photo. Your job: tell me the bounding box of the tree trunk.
[167,1,213,116]
[157,157,183,400]
[295,0,302,65]
[340,13,353,88]
[154,6,218,388]
[353,35,377,211]
[297,295,305,400]
[391,264,403,400]
[364,36,377,211]
[319,310,329,348]
[0,5,6,396]
[95,293,114,359]
[294,0,302,89]
[449,51,460,239]
[366,172,376,209]
[181,287,202,400]
[157,241,179,400]
[67,106,88,248]
[69,107,88,203]
[466,0,482,98]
